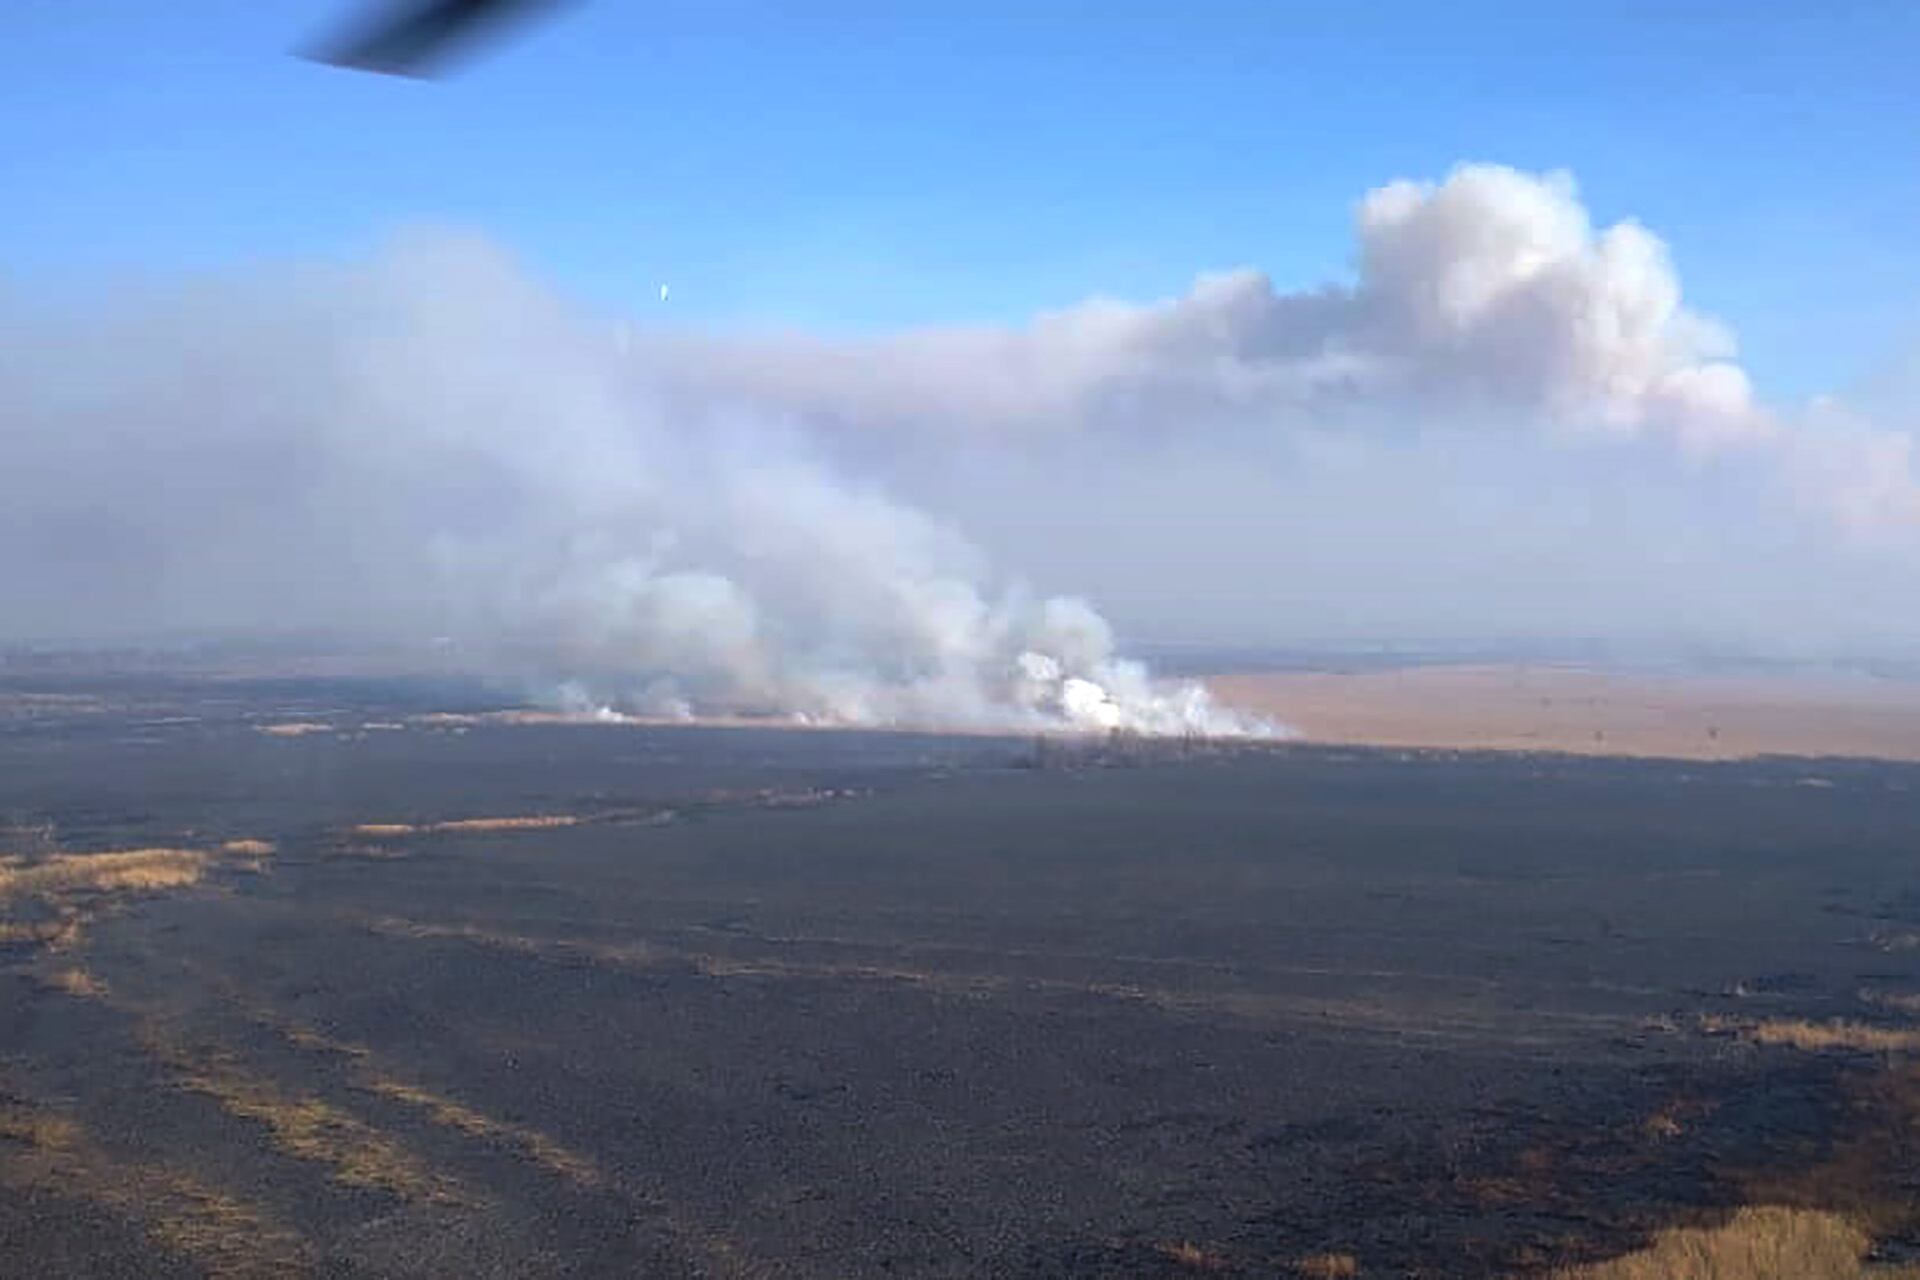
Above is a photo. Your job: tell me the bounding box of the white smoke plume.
[3,163,1915,724]
[647,164,1918,528]
[0,233,1265,736]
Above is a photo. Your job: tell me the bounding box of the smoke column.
[4,165,1914,727]
[0,233,1268,736]
[642,165,1920,531]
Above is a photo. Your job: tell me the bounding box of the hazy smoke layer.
[0,234,1263,735]
[3,163,1915,726]
[650,165,1919,530]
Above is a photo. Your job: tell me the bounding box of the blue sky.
[4,0,1917,400]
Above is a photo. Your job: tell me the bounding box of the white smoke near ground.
[2,163,1915,728]
[0,233,1266,737]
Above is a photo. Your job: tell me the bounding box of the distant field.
[1211,665,1920,762]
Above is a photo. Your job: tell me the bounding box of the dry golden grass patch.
[1550,1205,1920,1279]
[32,916,86,951]
[0,919,76,946]
[1752,1021,1920,1054]
[364,913,1242,1008]
[364,916,553,956]
[1637,1095,1717,1144]
[351,814,581,839]
[1,1095,310,1278]
[0,1100,83,1153]
[1643,1111,1685,1140]
[42,967,108,999]
[230,1000,756,1274]
[277,1023,371,1059]
[360,1078,606,1190]
[139,1186,311,1280]
[1,840,273,957]
[0,849,209,900]
[1589,1055,1920,1280]
[234,997,605,1189]
[368,913,944,990]
[254,722,331,737]
[370,915,719,981]
[1155,1240,1230,1270]
[434,815,580,832]
[1704,1016,1920,1054]
[1293,1254,1360,1278]
[145,1035,466,1207]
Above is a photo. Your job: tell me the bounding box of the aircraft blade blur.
[304,0,570,78]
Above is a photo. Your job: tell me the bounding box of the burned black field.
[6,678,1920,1277]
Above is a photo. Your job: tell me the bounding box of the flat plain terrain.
[5,676,1920,1277]
[1210,665,1920,763]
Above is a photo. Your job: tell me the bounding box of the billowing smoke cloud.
[3,163,1915,727]
[647,164,1918,529]
[0,234,1263,735]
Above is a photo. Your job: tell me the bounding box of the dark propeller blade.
[304,0,570,78]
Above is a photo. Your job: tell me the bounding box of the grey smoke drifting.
[0,233,1262,734]
[648,165,1919,529]
[3,164,1916,725]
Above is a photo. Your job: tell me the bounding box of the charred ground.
[4,676,1920,1277]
